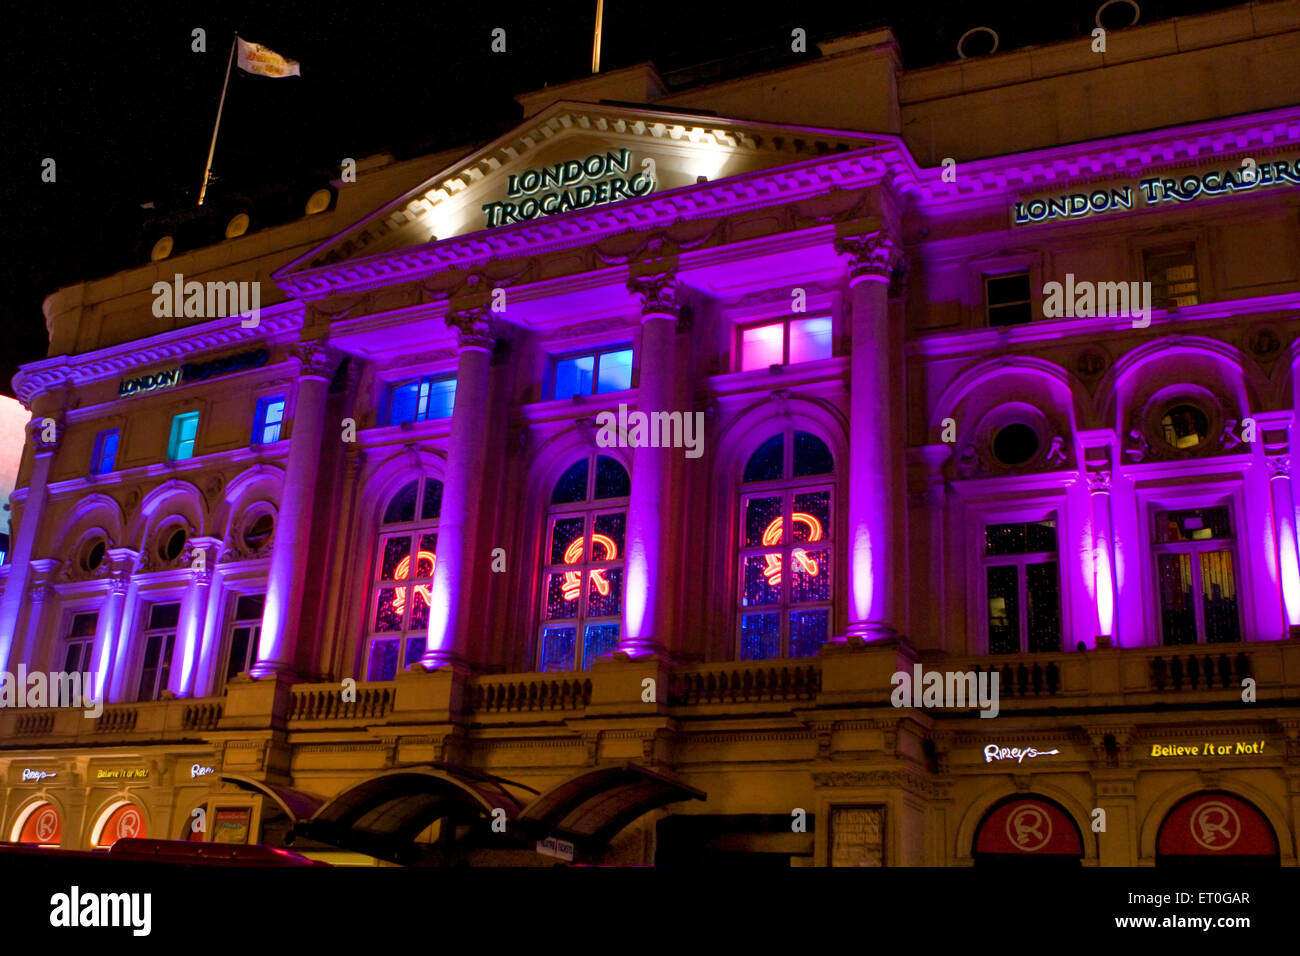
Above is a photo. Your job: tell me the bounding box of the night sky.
[0,0,1239,396]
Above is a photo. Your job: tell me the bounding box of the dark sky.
[0,0,1239,396]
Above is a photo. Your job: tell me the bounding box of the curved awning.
[520,763,705,848]
[220,773,325,822]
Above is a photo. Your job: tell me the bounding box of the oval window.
[992,424,1039,465]
[81,538,107,573]
[1161,404,1209,449]
[243,513,274,551]
[160,527,188,562]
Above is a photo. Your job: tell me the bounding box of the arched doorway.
[1156,792,1279,866]
[973,795,1084,866]
[11,802,62,847]
[92,801,147,849]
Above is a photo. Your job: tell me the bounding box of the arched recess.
[930,357,1093,439]
[1138,779,1293,865]
[214,464,284,558]
[86,794,152,849]
[127,479,207,554]
[705,394,847,662]
[954,783,1096,865]
[9,793,68,847]
[48,493,125,559]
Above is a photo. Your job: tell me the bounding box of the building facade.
[4,3,1300,865]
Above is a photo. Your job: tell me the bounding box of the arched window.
[738,430,834,660]
[366,476,443,681]
[539,455,630,672]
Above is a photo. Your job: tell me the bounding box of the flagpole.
[198,33,238,206]
[591,0,603,73]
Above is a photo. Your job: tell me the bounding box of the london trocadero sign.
[1012,157,1300,225]
[481,148,655,227]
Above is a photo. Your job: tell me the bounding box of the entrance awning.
[519,762,705,848]
[220,774,325,822]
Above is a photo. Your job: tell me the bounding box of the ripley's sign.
[1013,157,1300,225]
[118,348,269,398]
[482,149,654,227]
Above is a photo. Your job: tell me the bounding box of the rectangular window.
[553,348,633,400]
[739,317,833,372]
[64,611,98,673]
[167,412,200,461]
[985,273,1032,327]
[91,429,119,475]
[1153,506,1240,644]
[1144,246,1199,310]
[252,396,286,445]
[223,594,264,687]
[982,517,1061,653]
[136,602,180,701]
[388,377,456,426]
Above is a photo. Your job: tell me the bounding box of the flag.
[236,37,301,78]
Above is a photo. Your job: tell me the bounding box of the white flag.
[236,38,301,78]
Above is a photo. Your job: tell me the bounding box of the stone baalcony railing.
[669,660,822,706]
[0,696,224,746]
[287,682,396,722]
[465,675,593,714]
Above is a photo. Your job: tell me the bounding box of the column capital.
[1086,469,1113,493]
[1267,454,1291,479]
[292,341,342,380]
[627,273,681,320]
[446,309,495,351]
[834,231,901,285]
[26,417,60,456]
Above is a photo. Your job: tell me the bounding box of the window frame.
[219,592,265,690]
[167,411,201,461]
[550,346,635,401]
[1149,502,1244,645]
[734,429,837,661]
[387,376,458,427]
[91,429,120,476]
[252,395,287,446]
[62,610,99,674]
[135,601,180,702]
[979,511,1063,655]
[735,316,835,373]
[983,272,1034,328]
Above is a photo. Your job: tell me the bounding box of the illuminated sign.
[536,836,575,861]
[96,768,149,780]
[21,768,56,782]
[562,534,618,601]
[118,348,269,398]
[1013,159,1300,225]
[983,745,1059,763]
[1149,740,1266,757]
[760,513,823,586]
[190,764,215,779]
[482,149,654,227]
[391,550,436,616]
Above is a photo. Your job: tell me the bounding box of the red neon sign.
[391,550,436,616]
[760,513,823,586]
[561,533,619,601]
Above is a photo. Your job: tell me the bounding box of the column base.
[1095,634,1114,649]
[833,621,899,646]
[612,640,669,662]
[419,650,468,673]
[249,661,298,681]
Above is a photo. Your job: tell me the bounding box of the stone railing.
[287,683,395,722]
[669,660,821,706]
[0,697,221,747]
[466,675,592,714]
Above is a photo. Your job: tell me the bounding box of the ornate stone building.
[3,3,1300,865]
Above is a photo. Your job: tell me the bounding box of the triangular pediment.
[282,101,888,275]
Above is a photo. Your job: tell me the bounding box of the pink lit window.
[739,316,833,372]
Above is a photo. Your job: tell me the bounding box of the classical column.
[172,537,219,696]
[251,343,337,678]
[617,273,679,659]
[90,551,134,704]
[0,418,58,671]
[1088,470,1118,646]
[833,233,902,643]
[1267,455,1300,635]
[17,561,57,672]
[423,310,494,670]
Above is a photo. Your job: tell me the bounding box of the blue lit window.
[91,429,120,475]
[167,412,200,461]
[389,377,457,426]
[553,348,633,400]
[253,396,286,445]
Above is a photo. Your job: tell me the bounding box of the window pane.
[425,379,457,419]
[744,496,784,548]
[408,586,431,631]
[595,349,633,393]
[740,613,780,661]
[555,355,596,400]
[789,317,832,364]
[592,512,625,559]
[1157,553,1197,646]
[790,609,829,658]
[383,481,418,524]
[792,491,830,542]
[545,573,580,620]
[235,595,265,620]
[367,639,399,681]
[986,565,1020,654]
[743,435,784,483]
[1160,405,1208,450]
[389,382,421,426]
[594,456,630,499]
[987,273,1030,306]
[1144,246,1198,310]
[540,627,577,672]
[70,612,99,638]
[64,643,82,673]
[741,323,784,371]
[586,567,622,617]
[985,520,1056,557]
[380,536,412,580]
[988,303,1032,327]
[415,533,437,578]
[552,460,589,504]
[1155,507,1232,544]
[149,603,180,630]
[404,636,427,668]
[550,517,586,565]
[742,554,782,606]
[421,479,444,521]
[1025,562,1061,652]
[373,588,403,633]
[228,628,251,682]
[790,548,831,603]
[1200,550,1240,643]
[582,623,619,669]
[792,432,833,477]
